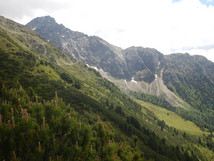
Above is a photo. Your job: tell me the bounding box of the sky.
[0,0,214,62]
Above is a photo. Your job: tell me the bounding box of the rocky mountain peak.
[27,16,56,26]
[27,16,167,83]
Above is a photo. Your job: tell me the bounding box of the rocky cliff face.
[27,16,167,83]
[27,16,131,79]
[122,47,166,82]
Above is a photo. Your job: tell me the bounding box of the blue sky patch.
[172,0,182,3]
[172,0,214,6]
[200,0,214,6]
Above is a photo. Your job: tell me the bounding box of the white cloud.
[0,0,214,62]
[0,0,71,23]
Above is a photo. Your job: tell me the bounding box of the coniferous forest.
[0,81,141,161]
[0,81,200,161]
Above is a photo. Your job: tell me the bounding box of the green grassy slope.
[138,100,203,136]
[136,99,214,161]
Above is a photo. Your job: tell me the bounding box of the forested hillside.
[0,81,146,161]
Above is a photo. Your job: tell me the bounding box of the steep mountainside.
[27,16,185,108]
[27,16,214,109]
[122,47,165,82]
[26,16,130,80]
[27,16,168,83]
[2,15,210,161]
[163,53,214,111]
[162,53,214,128]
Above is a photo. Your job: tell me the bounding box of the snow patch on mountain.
[131,77,137,84]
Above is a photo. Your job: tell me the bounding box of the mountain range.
[0,15,214,160]
[27,16,214,112]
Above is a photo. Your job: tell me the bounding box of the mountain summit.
[27,16,166,83]
[27,16,130,79]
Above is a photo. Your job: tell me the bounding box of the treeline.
[130,92,176,111]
